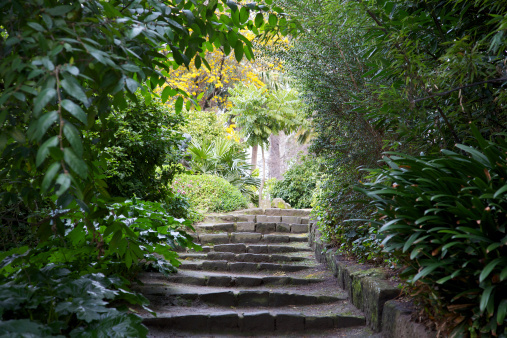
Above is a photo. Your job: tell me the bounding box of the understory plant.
[270,155,320,209]
[357,127,507,336]
[0,198,199,335]
[172,174,248,214]
[186,137,260,200]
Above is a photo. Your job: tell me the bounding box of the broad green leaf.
[234,43,244,62]
[61,99,87,124]
[34,110,58,142]
[63,123,83,157]
[42,162,61,192]
[63,148,88,179]
[412,262,446,282]
[27,22,45,32]
[479,258,505,283]
[479,286,495,313]
[126,78,138,93]
[175,96,183,113]
[497,299,507,325]
[268,14,278,26]
[161,86,176,102]
[33,88,57,117]
[55,173,71,196]
[255,13,264,28]
[61,74,88,105]
[493,184,507,198]
[36,136,58,167]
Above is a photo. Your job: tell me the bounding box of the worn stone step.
[143,309,365,333]
[195,222,309,234]
[140,285,345,308]
[179,252,310,263]
[199,243,313,254]
[230,208,313,217]
[178,260,313,273]
[139,271,325,287]
[196,232,308,245]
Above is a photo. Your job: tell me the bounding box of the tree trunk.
[251,144,258,173]
[268,134,281,180]
[258,146,266,206]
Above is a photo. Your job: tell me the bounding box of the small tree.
[229,84,304,205]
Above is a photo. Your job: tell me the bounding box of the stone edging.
[309,223,437,338]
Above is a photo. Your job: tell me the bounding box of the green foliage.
[311,168,387,265]
[358,127,507,335]
[0,266,148,337]
[172,174,248,213]
[228,84,304,147]
[270,156,319,209]
[93,96,186,200]
[180,109,228,143]
[187,137,260,200]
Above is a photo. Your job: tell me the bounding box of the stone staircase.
[136,208,376,337]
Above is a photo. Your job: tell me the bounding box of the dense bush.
[358,127,507,336]
[271,156,320,209]
[94,96,186,201]
[0,198,198,335]
[311,169,388,265]
[172,174,248,214]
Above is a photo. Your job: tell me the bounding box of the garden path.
[136,208,378,337]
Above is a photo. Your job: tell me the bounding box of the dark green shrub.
[358,127,507,336]
[271,156,320,209]
[312,168,387,265]
[93,96,186,201]
[172,174,247,213]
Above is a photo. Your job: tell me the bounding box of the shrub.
[358,126,507,336]
[172,174,248,214]
[91,96,186,201]
[311,168,387,265]
[271,156,320,209]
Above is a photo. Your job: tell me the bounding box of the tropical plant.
[187,137,260,200]
[357,126,507,336]
[228,83,304,203]
[172,174,248,213]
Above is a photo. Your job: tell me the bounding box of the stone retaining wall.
[309,222,437,338]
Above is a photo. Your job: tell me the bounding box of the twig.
[411,77,507,103]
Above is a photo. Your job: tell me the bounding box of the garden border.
[309,222,437,338]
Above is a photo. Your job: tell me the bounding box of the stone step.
[178,260,313,273]
[195,232,308,245]
[195,222,309,234]
[201,243,313,254]
[143,309,365,333]
[139,271,325,287]
[139,285,345,308]
[231,208,313,217]
[179,252,310,263]
[202,215,310,225]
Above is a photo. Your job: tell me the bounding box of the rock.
[231,232,262,243]
[271,198,286,209]
[237,291,269,307]
[213,243,246,253]
[198,233,230,245]
[209,312,239,332]
[305,316,334,330]
[259,199,271,209]
[290,224,308,233]
[247,245,269,254]
[236,222,256,232]
[240,312,275,331]
[282,216,300,224]
[275,314,304,331]
[276,223,291,232]
[255,222,277,233]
